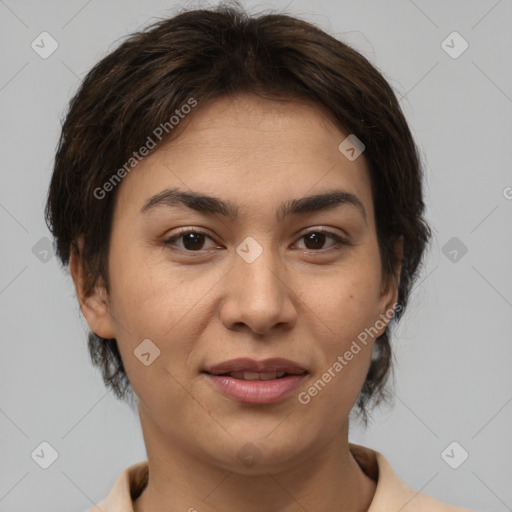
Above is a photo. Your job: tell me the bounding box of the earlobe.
[69,237,116,339]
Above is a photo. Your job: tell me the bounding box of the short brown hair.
[45,2,432,425]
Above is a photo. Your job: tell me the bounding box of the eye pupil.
[183,232,205,250]
[304,232,326,250]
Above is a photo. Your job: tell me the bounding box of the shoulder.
[86,497,107,512]
[84,461,148,512]
[401,491,474,512]
[349,443,475,512]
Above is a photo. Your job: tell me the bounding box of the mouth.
[204,357,307,375]
[202,358,308,404]
[209,371,292,381]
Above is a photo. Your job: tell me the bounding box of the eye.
[162,227,351,254]
[163,229,219,252]
[293,229,350,251]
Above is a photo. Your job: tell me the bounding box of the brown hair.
[45,2,432,425]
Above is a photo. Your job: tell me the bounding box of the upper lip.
[204,358,307,375]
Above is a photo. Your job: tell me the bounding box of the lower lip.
[204,373,306,404]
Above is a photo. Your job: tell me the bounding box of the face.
[75,93,401,473]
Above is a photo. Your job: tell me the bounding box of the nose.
[219,243,298,336]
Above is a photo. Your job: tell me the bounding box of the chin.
[199,426,318,474]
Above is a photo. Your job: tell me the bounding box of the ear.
[377,235,404,331]
[69,236,116,339]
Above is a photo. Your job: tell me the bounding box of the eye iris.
[176,231,334,251]
[183,232,205,251]
[304,232,326,250]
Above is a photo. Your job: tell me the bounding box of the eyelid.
[296,226,351,242]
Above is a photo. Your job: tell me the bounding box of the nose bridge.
[239,244,282,300]
[220,236,296,334]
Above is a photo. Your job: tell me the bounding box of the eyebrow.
[140,187,367,224]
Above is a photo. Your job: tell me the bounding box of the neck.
[133,411,376,512]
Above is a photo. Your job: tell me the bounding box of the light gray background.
[1,1,511,511]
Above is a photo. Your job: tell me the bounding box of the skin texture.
[71,93,402,512]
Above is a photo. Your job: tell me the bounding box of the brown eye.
[180,232,207,251]
[163,230,217,252]
[295,230,349,251]
[303,232,328,250]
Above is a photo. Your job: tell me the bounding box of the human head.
[45,2,432,426]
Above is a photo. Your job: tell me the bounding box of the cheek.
[297,279,379,426]
[105,254,206,420]
[106,246,221,369]
[307,261,382,347]
[299,260,382,406]
[108,241,181,330]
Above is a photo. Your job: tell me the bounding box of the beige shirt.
[87,443,474,511]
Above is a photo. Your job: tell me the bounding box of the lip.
[204,357,307,375]
[204,373,307,404]
[203,358,308,405]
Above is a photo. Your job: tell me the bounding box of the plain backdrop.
[0,1,511,511]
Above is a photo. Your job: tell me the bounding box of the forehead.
[160,94,352,159]
[112,94,374,223]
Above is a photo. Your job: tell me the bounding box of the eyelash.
[162,228,352,255]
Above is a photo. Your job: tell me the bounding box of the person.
[45,3,474,511]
